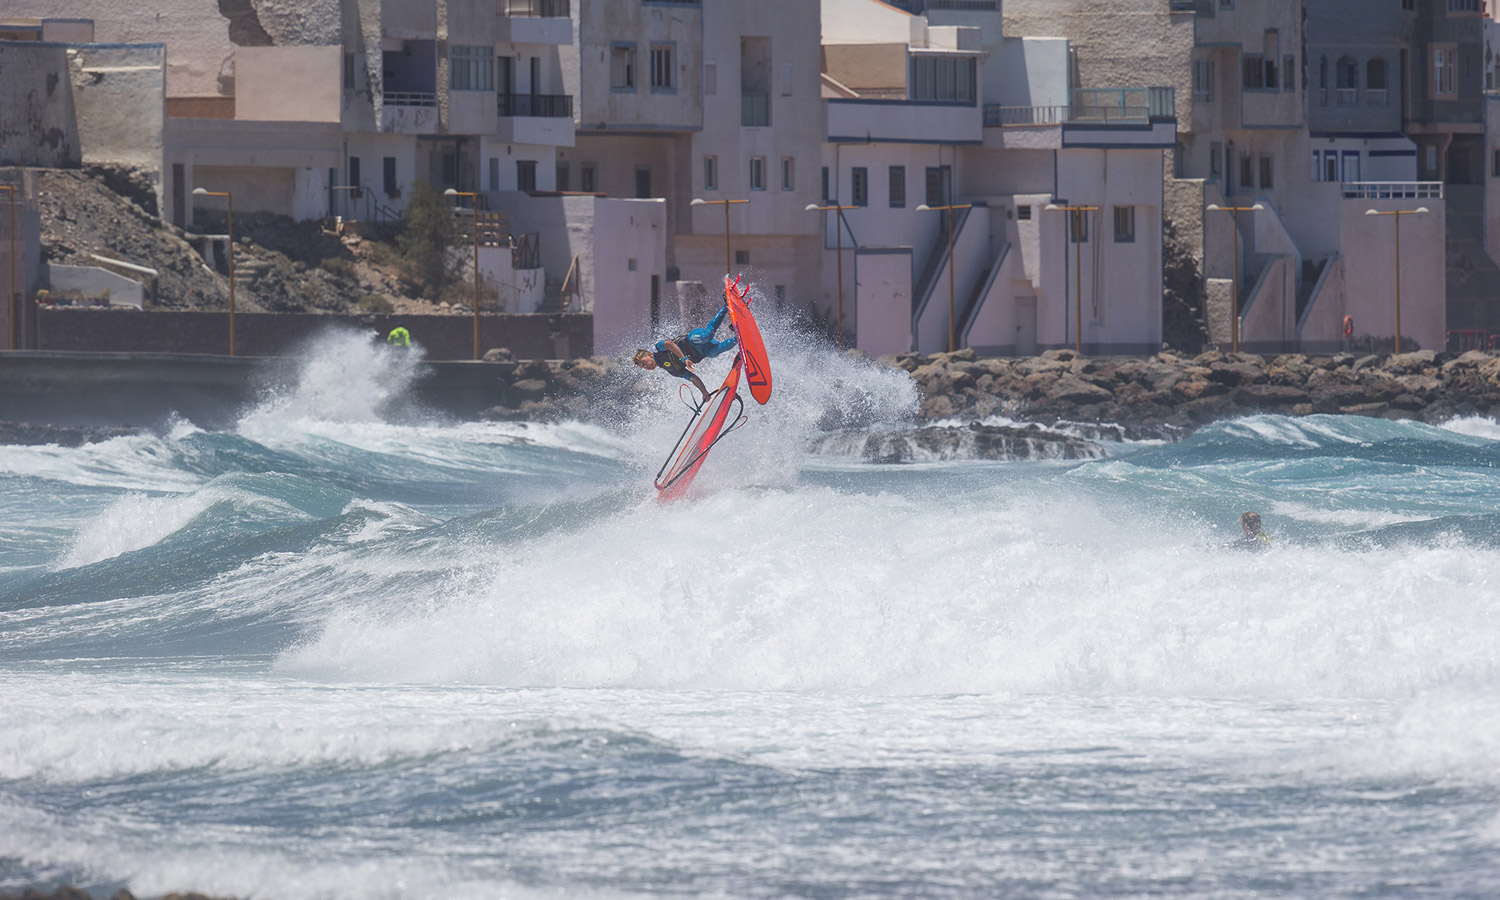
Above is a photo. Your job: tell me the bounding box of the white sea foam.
[1438,415,1500,442]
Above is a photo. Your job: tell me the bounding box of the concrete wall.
[0,43,81,168]
[0,179,44,351]
[855,247,914,357]
[822,0,916,46]
[35,309,594,360]
[822,44,907,94]
[1339,199,1446,351]
[235,46,341,122]
[2,0,341,98]
[988,36,1069,109]
[44,263,145,309]
[69,43,166,180]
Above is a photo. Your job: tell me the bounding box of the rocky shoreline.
[472,347,1500,460]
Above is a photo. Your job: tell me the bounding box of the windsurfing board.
[724,276,772,405]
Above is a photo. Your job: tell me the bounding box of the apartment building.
[827,0,1175,356]
[561,0,821,328]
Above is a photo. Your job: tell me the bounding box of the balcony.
[742,92,770,127]
[381,89,439,133]
[1341,181,1442,200]
[1366,89,1388,107]
[984,87,1174,127]
[496,0,572,43]
[1336,88,1357,107]
[384,91,437,107]
[498,92,574,117]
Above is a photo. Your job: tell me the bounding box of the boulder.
[1383,350,1438,373]
[1233,383,1309,407]
[1206,360,1267,387]
[1441,350,1491,373]
[1045,374,1114,404]
[510,378,550,399]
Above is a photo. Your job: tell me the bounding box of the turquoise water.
[3,333,1500,899]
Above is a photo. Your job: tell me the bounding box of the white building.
[821,0,1175,356]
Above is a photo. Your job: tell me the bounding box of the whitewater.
[3,327,1500,899]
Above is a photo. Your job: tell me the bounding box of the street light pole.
[1365,206,1429,354]
[1205,202,1263,354]
[690,197,750,279]
[0,183,15,350]
[445,189,482,360]
[192,187,236,356]
[1043,202,1100,355]
[806,202,857,349]
[916,202,973,353]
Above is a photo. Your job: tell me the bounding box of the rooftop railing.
[1341,181,1443,200]
[984,87,1174,127]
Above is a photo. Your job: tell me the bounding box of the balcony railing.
[1366,88,1388,107]
[384,90,437,107]
[499,0,569,15]
[498,92,574,117]
[1335,88,1357,107]
[1341,181,1443,200]
[742,92,770,127]
[985,87,1174,127]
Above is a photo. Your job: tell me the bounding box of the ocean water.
[4,330,1500,899]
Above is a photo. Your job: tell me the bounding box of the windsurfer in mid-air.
[632,304,738,403]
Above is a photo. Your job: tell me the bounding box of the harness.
[653,333,705,377]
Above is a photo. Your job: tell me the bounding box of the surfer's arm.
[662,339,695,370]
[688,373,710,402]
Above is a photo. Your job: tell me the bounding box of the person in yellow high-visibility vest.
[386,326,411,349]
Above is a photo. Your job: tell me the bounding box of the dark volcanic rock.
[809,422,1105,462]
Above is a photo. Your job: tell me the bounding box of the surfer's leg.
[705,304,728,335]
[701,337,737,358]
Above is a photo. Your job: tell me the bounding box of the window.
[821,166,830,204]
[343,52,356,91]
[1210,141,1223,177]
[1283,55,1295,91]
[650,43,674,91]
[750,156,766,191]
[1492,149,1500,178]
[1337,56,1358,106]
[781,157,794,191]
[1219,0,1233,7]
[450,45,494,91]
[704,155,717,191]
[556,162,570,192]
[1113,206,1135,243]
[611,44,636,90]
[851,167,868,206]
[489,157,499,192]
[1240,153,1253,188]
[735,250,750,265]
[581,163,597,193]
[1192,59,1215,101]
[889,166,906,208]
[1243,54,1265,90]
[1258,154,1273,189]
[704,61,716,95]
[1262,30,1279,90]
[1450,0,1479,11]
[1319,56,1328,106]
[348,156,361,191]
[1069,209,1089,243]
[635,165,652,198]
[1017,205,1031,221]
[909,55,976,102]
[925,166,950,207]
[517,160,537,193]
[1402,0,1414,8]
[383,157,397,197]
[1433,45,1457,97]
[1367,58,1388,106]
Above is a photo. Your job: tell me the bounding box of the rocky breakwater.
[893,348,1500,431]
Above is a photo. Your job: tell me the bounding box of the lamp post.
[690,197,750,278]
[806,202,857,349]
[192,187,236,356]
[915,202,973,353]
[0,183,15,351]
[444,188,482,361]
[1043,201,1100,354]
[1204,202,1263,354]
[1364,206,1429,354]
